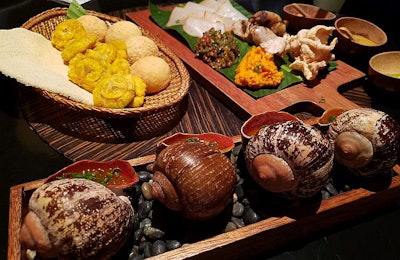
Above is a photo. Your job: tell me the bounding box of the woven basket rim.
[21,7,191,118]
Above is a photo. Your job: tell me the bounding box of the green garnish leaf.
[67,0,87,19]
[253,65,262,73]
[327,60,337,71]
[186,137,200,142]
[56,172,111,184]
[328,115,337,123]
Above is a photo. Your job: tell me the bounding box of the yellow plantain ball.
[130,56,171,95]
[93,74,135,108]
[51,19,86,51]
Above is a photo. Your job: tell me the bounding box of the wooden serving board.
[8,139,400,260]
[126,9,366,120]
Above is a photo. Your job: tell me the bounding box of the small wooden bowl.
[46,159,139,195]
[317,107,347,127]
[241,111,299,147]
[283,3,336,33]
[368,51,400,94]
[156,132,235,154]
[334,17,387,57]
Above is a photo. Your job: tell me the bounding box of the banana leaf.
[67,0,87,19]
[149,0,336,99]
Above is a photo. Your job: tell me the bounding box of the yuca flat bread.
[0,28,93,105]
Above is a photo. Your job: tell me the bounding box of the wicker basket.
[21,7,190,118]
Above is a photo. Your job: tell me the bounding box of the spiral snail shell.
[327,107,400,177]
[20,178,134,259]
[245,120,334,198]
[152,141,237,220]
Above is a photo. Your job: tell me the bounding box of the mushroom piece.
[248,10,287,36]
[245,121,334,198]
[152,141,237,220]
[20,178,135,259]
[327,108,400,177]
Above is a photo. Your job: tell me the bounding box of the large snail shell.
[245,121,334,198]
[20,178,134,259]
[327,108,400,177]
[152,141,237,220]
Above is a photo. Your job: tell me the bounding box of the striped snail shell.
[327,108,400,177]
[152,141,237,220]
[20,178,134,259]
[245,120,334,198]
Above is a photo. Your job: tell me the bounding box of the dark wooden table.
[2,1,400,260]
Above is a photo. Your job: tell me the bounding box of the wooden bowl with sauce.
[240,111,300,148]
[156,132,235,154]
[368,51,400,94]
[317,107,347,127]
[334,17,387,57]
[45,159,140,195]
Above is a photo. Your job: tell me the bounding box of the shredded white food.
[166,0,247,37]
[0,28,93,105]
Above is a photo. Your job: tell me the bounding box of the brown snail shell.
[327,107,400,177]
[152,141,237,220]
[245,121,334,198]
[20,178,134,259]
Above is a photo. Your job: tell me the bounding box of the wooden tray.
[8,139,400,260]
[126,9,365,120]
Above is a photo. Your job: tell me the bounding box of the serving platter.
[8,140,400,260]
[126,8,366,120]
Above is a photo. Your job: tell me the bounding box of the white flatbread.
[0,28,93,105]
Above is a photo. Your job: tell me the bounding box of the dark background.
[1,1,399,260]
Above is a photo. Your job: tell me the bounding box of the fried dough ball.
[126,35,159,64]
[130,56,171,94]
[77,15,108,42]
[105,21,142,43]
